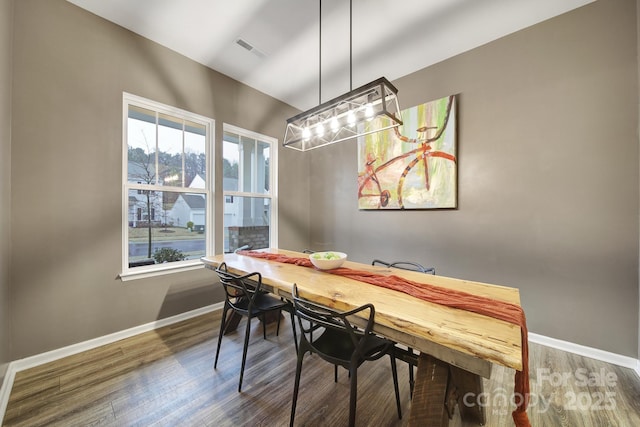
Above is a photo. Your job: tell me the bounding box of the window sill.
[119,260,204,282]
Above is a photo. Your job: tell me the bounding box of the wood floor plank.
[3,310,640,427]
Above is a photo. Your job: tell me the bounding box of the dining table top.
[201,248,524,378]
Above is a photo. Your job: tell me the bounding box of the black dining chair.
[289,284,402,427]
[371,259,435,275]
[371,259,435,397]
[214,262,298,392]
[234,244,252,253]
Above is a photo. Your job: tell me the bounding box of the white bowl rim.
[309,251,347,259]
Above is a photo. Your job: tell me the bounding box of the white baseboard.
[528,332,640,373]
[0,303,222,424]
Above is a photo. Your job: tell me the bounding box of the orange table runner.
[238,250,531,427]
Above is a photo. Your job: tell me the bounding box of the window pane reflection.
[224,196,270,253]
[127,190,206,266]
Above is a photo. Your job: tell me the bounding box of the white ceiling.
[67,0,593,111]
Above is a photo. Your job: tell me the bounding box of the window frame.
[121,92,215,280]
[222,123,278,252]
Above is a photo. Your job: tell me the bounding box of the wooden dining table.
[201,249,524,427]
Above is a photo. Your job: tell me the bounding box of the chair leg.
[290,351,306,427]
[408,347,415,398]
[348,365,358,427]
[276,309,283,336]
[334,365,338,383]
[289,309,298,354]
[262,313,267,340]
[238,316,252,392]
[390,352,402,420]
[214,305,229,369]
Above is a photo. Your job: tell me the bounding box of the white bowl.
[309,251,347,270]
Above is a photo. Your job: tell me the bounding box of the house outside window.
[223,124,277,252]
[122,93,214,279]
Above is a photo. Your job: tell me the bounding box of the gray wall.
[309,0,640,357]
[0,0,13,381]
[9,0,308,359]
[5,0,639,362]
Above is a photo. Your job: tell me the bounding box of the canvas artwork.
[357,95,457,210]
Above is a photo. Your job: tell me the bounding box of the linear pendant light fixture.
[283,0,402,151]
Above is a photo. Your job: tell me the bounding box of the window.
[122,93,214,279]
[223,124,277,253]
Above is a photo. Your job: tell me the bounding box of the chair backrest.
[215,262,263,311]
[292,284,377,359]
[371,259,435,275]
[234,244,252,253]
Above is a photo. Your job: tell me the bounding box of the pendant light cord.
[319,0,322,104]
[319,0,353,100]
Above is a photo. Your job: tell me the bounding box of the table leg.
[408,354,486,427]
[223,311,242,335]
[450,366,486,425]
[408,354,450,427]
[222,309,282,335]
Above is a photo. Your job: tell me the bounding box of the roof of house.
[180,194,206,209]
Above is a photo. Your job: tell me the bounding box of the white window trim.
[223,123,278,250]
[121,92,215,280]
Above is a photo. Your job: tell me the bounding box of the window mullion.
[253,139,258,194]
[182,120,186,187]
[126,183,206,194]
[223,190,271,199]
[155,111,160,186]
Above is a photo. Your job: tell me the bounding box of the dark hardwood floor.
[3,310,640,426]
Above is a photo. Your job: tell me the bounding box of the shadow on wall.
[157,282,223,320]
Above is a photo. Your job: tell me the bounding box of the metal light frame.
[283,77,402,151]
[283,1,402,152]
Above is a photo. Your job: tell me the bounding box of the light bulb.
[347,110,356,127]
[365,103,374,120]
[302,127,311,140]
[316,123,325,137]
[330,117,340,132]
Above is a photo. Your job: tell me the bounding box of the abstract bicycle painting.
[357,95,457,210]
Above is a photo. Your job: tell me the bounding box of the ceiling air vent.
[235,38,266,58]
